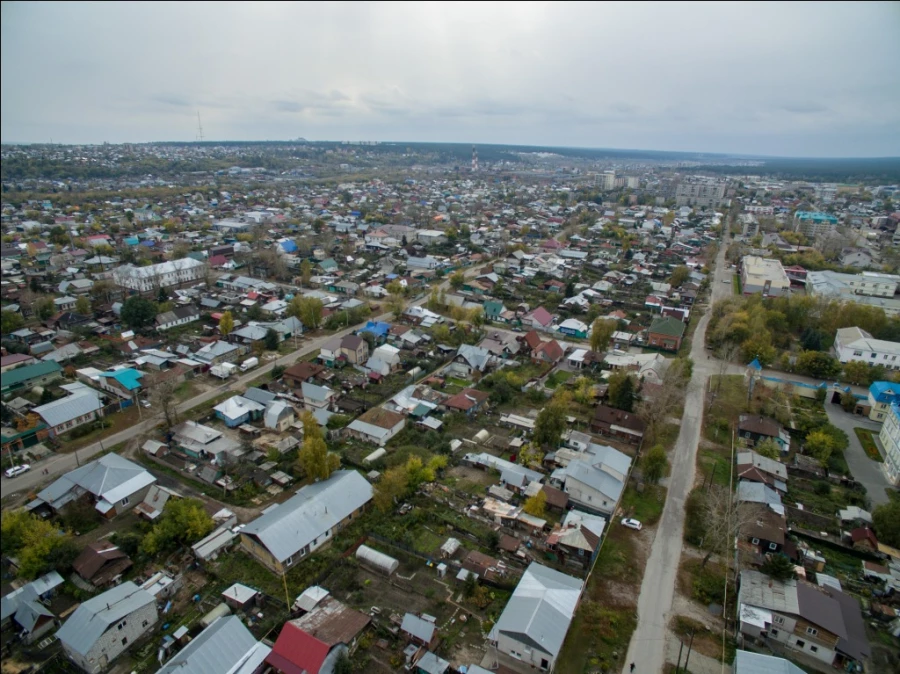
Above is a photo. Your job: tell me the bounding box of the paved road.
[1,268,481,500]
[824,405,891,507]
[624,237,732,674]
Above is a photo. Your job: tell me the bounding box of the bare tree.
[699,484,765,568]
[149,378,181,432]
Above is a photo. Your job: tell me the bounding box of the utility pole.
[683,628,695,673]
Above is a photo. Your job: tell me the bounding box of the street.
[0,268,478,500]
[624,237,732,673]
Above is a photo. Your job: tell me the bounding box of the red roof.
[527,306,554,327]
[533,339,564,362]
[208,255,228,267]
[266,622,330,674]
[445,388,490,411]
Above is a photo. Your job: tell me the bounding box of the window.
[871,353,877,359]
[795,640,805,648]
[120,497,129,506]
[771,628,778,636]
[773,615,784,625]
[806,627,818,637]
[853,351,863,356]
[751,537,760,545]
[142,620,149,627]
[768,542,778,550]
[810,645,818,653]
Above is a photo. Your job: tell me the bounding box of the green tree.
[607,371,637,412]
[804,429,835,465]
[533,392,570,447]
[33,296,55,321]
[74,295,92,315]
[642,444,668,484]
[264,328,280,351]
[385,282,407,319]
[590,318,616,353]
[218,310,235,336]
[300,258,312,286]
[449,270,465,290]
[754,438,781,459]
[0,310,24,334]
[840,391,857,413]
[872,498,900,548]
[287,296,324,330]
[374,465,409,512]
[669,265,690,287]
[796,350,841,379]
[523,489,547,518]
[1,509,77,579]
[246,303,264,321]
[141,498,215,556]
[842,360,872,386]
[761,553,796,582]
[120,296,157,330]
[296,411,339,481]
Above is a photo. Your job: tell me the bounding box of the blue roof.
[794,211,839,224]
[359,321,390,337]
[140,239,155,247]
[279,240,297,253]
[124,237,140,246]
[748,358,762,371]
[100,368,144,391]
[869,381,900,404]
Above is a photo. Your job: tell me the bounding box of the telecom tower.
[196,112,204,142]
[471,146,478,172]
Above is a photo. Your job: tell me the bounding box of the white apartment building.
[833,327,900,370]
[880,403,900,486]
[792,211,839,239]
[113,258,205,293]
[740,256,791,297]
[806,270,900,317]
[744,204,775,216]
[675,180,726,208]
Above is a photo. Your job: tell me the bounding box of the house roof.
[869,380,900,404]
[738,414,782,438]
[1,571,64,623]
[288,597,370,648]
[56,582,155,656]
[72,541,131,583]
[241,471,372,563]
[564,459,626,503]
[444,388,490,412]
[489,562,583,659]
[99,368,144,391]
[648,315,685,338]
[822,585,871,661]
[521,330,542,349]
[533,340,564,362]
[401,613,436,643]
[353,406,405,430]
[214,395,266,421]
[735,451,788,480]
[795,581,847,639]
[592,405,646,433]
[527,306,554,327]
[157,615,270,674]
[33,388,104,428]
[456,344,493,371]
[2,360,62,388]
[266,622,330,674]
[34,454,156,512]
[733,650,806,674]
[283,361,326,382]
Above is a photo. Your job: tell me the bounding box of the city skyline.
[2,1,899,158]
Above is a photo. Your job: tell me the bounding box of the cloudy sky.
[2,1,899,157]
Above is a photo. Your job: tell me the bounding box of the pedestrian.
[630,663,635,673]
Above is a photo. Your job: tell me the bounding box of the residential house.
[745,510,788,555]
[401,613,438,649]
[346,407,406,445]
[57,582,158,674]
[193,340,243,365]
[833,327,900,370]
[317,335,344,367]
[72,541,133,589]
[546,510,605,570]
[340,335,369,365]
[732,650,806,674]
[156,615,271,674]
[524,306,554,330]
[488,563,583,672]
[531,339,564,365]
[0,571,64,644]
[558,318,589,339]
[29,454,156,519]
[451,344,494,376]
[867,381,900,422]
[463,452,543,492]
[590,405,646,444]
[554,443,631,516]
[647,316,685,352]
[736,450,788,493]
[0,359,62,395]
[170,420,242,465]
[283,361,326,388]
[0,353,37,373]
[214,395,266,428]
[240,471,372,573]
[265,597,370,674]
[737,481,784,515]
[264,401,295,432]
[444,388,490,415]
[301,382,337,411]
[155,305,201,331]
[738,414,791,453]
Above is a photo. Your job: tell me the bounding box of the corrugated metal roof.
[241,471,372,563]
[35,454,155,509]
[733,649,806,674]
[2,360,62,388]
[33,388,103,428]
[56,582,155,656]
[155,616,269,674]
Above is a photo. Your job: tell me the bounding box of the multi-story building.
[596,170,616,191]
[806,271,900,317]
[866,382,900,422]
[833,327,900,371]
[880,403,900,486]
[792,211,839,238]
[112,257,205,293]
[741,256,791,297]
[675,179,727,208]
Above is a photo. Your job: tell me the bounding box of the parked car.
[5,464,31,479]
[621,518,642,531]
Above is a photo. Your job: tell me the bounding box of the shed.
[200,602,232,628]
[221,583,258,610]
[440,538,461,558]
[356,545,399,575]
[293,586,330,613]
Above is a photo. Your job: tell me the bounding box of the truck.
[239,357,259,372]
[210,363,237,379]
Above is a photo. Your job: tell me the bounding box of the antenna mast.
[196,112,204,142]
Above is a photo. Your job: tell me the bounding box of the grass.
[619,484,667,526]
[545,369,574,389]
[854,427,883,462]
[58,405,142,452]
[697,442,734,488]
[732,273,741,295]
[412,528,443,555]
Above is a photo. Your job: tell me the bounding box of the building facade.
[741,256,791,297]
[113,258,205,293]
[880,404,900,486]
[793,211,839,239]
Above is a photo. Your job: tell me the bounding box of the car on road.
[4,464,31,479]
[722,279,731,283]
[621,517,642,531]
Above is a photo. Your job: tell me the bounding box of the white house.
[406,256,440,270]
[346,407,406,445]
[832,327,900,370]
[553,444,631,517]
[113,258,205,293]
[489,563,583,671]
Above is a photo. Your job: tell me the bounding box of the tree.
[840,391,857,413]
[120,296,157,330]
[300,258,313,286]
[533,392,570,447]
[150,378,180,431]
[141,498,214,556]
[1,310,24,334]
[264,328,280,351]
[872,498,900,548]
[842,360,872,386]
[761,553,796,582]
[288,296,324,330]
[246,303,264,321]
[33,296,55,321]
[669,265,690,287]
[698,485,765,567]
[590,318,617,353]
[1,509,77,579]
[754,438,781,459]
[449,270,465,290]
[796,351,841,379]
[74,295,92,315]
[296,411,340,481]
[642,444,668,484]
[374,465,409,512]
[565,280,575,298]
[607,371,637,412]
[385,283,407,319]
[804,429,835,465]
[523,489,547,518]
[218,310,235,337]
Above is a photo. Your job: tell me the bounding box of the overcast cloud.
[2,1,899,157]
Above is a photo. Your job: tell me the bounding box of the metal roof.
[733,650,806,674]
[738,570,799,615]
[56,582,155,656]
[565,459,625,503]
[35,453,155,510]
[1,571,64,623]
[2,360,62,388]
[241,471,372,563]
[490,562,583,659]
[33,388,103,428]
[156,615,270,674]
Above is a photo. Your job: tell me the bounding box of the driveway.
[824,404,891,507]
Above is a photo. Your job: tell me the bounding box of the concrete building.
[741,256,790,297]
[806,271,900,317]
[793,211,839,239]
[880,403,900,486]
[833,327,900,371]
[868,382,900,422]
[113,258,205,293]
[675,180,726,208]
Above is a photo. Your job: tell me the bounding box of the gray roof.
[490,562,583,659]
[822,586,870,662]
[155,615,270,674]
[33,388,103,428]
[738,570,799,615]
[564,459,625,503]
[57,582,155,656]
[736,451,788,480]
[1,571,64,623]
[34,453,155,511]
[301,381,334,403]
[243,387,277,405]
[401,613,436,643]
[733,650,806,674]
[585,443,632,477]
[241,471,372,563]
[416,651,450,674]
[456,344,492,371]
[14,595,54,633]
[737,481,783,511]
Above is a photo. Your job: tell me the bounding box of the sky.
[2,1,900,157]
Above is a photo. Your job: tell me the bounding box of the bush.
[684,490,706,546]
[692,564,726,606]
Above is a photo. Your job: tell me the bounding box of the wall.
[67,602,158,674]
[495,632,554,671]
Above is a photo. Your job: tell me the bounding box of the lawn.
[545,370,574,389]
[619,484,667,526]
[697,442,734,488]
[732,273,741,295]
[854,427,883,462]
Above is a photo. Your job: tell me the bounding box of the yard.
[545,369,574,389]
[854,427,883,462]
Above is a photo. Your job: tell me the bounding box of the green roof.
[648,316,686,338]
[483,300,504,317]
[1,360,62,389]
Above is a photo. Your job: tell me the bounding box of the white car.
[621,517,642,531]
[5,464,31,479]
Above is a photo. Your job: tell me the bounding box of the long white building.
[833,327,900,370]
[113,258,205,292]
